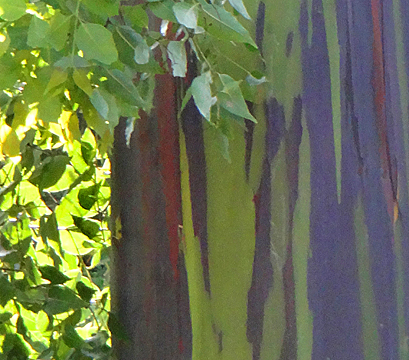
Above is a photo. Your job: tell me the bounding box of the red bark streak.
[371,0,396,222]
[156,74,181,280]
[138,110,156,349]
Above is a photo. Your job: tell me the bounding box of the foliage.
[0,0,261,358]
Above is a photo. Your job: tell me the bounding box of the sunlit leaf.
[75,23,118,65]
[0,0,26,21]
[0,31,10,57]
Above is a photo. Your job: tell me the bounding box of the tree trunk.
[112,0,409,359]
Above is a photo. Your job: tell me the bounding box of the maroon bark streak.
[247,98,285,360]
[156,73,181,281]
[280,96,302,360]
[181,52,211,294]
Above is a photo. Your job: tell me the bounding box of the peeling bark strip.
[112,118,146,360]
[112,73,192,359]
[348,0,400,357]
[156,73,192,358]
[112,111,181,360]
[382,0,409,336]
[333,0,365,358]
[156,74,182,281]
[247,98,285,360]
[300,0,341,358]
[255,2,266,55]
[389,0,409,340]
[278,96,303,360]
[244,1,265,183]
[181,55,211,294]
[371,0,397,221]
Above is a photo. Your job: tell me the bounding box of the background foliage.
[0,0,260,358]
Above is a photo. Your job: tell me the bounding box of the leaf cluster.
[0,123,112,359]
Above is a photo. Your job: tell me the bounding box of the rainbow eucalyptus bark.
[111,0,409,359]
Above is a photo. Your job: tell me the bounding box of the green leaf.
[173,2,198,29]
[62,325,85,349]
[0,274,14,307]
[81,141,96,166]
[76,281,96,302]
[115,26,150,65]
[27,15,50,48]
[75,23,118,65]
[134,39,150,65]
[122,5,149,28]
[167,41,187,77]
[62,309,82,327]
[108,312,129,341]
[60,230,94,256]
[105,68,146,108]
[44,286,88,315]
[0,0,26,21]
[245,71,267,86]
[90,89,109,119]
[191,72,216,121]
[37,96,62,123]
[0,55,21,90]
[29,155,71,190]
[45,69,68,94]
[218,74,257,122]
[73,68,93,96]
[227,0,251,20]
[16,316,27,336]
[38,348,54,360]
[200,3,256,47]
[54,55,90,69]
[0,31,10,57]
[0,312,12,324]
[39,265,70,284]
[149,0,177,22]
[72,215,100,239]
[78,184,100,210]
[48,11,71,51]
[82,0,119,17]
